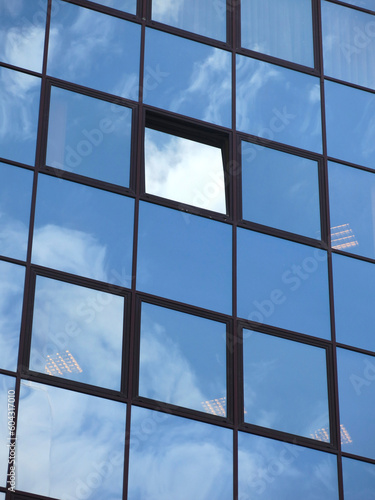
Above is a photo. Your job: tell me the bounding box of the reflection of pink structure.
[45,350,82,376]
[331,223,359,250]
[201,397,226,417]
[311,424,352,445]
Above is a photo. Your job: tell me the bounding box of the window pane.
[241,0,314,67]
[145,128,226,213]
[241,142,321,238]
[48,0,141,99]
[337,348,375,460]
[139,302,227,415]
[237,228,331,338]
[144,28,231,127]
[0,261,25,371]
[0,375,15,487]
[90,0,136,14]
[152,0,226,41]
[128,407,233,499]
[0,67,41,165]
[0,162,33,260]
[343,457,375,500]
[328,162,375,260]
[47,87,132,186]
[17,381,126,499]
[30,276,125,391]
[237,56,322,153]
[238,432,339,500]
[137,202,232,314]
[32,175,134,286]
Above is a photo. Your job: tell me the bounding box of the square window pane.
[47,87,132,186]
[0,375,15,487]
[30,276,125,391]
[90,0,136,14]
[139,302,227,415]
[343,457,375,500]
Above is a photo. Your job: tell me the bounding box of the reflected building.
[1,1,375,499]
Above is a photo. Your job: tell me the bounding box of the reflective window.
[47,0,141,99]
[47,87,132,186]
[0,375,15,487]
[237,229,331,338]
[237,56,322,153]
[337,348,375,460]
[0,261,25,372]
[128,406,233,499]
[31,175,134,286]
[16,381,126,499]
[0,67,41,165]
[241,142,321,238]
[90,0,137,14]
[137,202,232,314]
[342,457,375,500]
[144,29,231,128]
[0,162,33,260]
[325,81,375,168]
[145,128,226,213]
[151,0,226,41]
[322,2,375,90]
[30,276,125,391]
[238,432,339,500]
[241,0,314,67]
[139,302,227,415]
[328,161,375,260]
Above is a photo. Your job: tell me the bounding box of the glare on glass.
[0,375,15,487]
[90,0,136,14]
[137,201,232,314]
[241,0,314,67]
[139,302,227,414]
[237,228,331,338]
[16,381,126,499]
[241,142,321,238]
[145,128,226,213]
[144,28,231,127]
[128,406,233,499]
[30,276,125,390]
[237,55,322,153]
[342,457,375,500]
[31,175,134,286]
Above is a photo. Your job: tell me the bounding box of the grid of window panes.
[1,1,375,499]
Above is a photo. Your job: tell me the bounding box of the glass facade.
[0,1,374,499]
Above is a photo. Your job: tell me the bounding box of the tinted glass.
[16,381,126,499]
[139,302,227,414]
[241,0,314,67]
[32,175,134,286]
[90,0,136,14]
[328,161,375,260]
[342,457,375,500]
[137,202,232,314]
[0,67,41,165]
[144,29,231,127]
[152,0,226,41]
[337,348,375,459]
[237,229,331,338]
[47,87,132,186]
[0,261,25,371]
[48,0,141,99]
[241,142,321,238]
[0,162,33,260]
[145,128,226,213]
[237,56,322,153]
[30,276,125,390]
[128,406,233,499]
[0,375,15,487]
[238,432,339,500]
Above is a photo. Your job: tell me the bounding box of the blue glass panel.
[137,202,232,314]
[337,348,375,460]
[0,67,41,165]
[32,175,134,286]
[341,0,375,10]
[241,142,321,238]
[237,56,322,152]
[0,162,33,260]
[243,330,330,438]
[16,381,126,499]
[237,228,331,338]
[48,0,141,98]
[342,457,375,500]
[144,28,231,127]
[128,406,233,499]
[0,260,25,371]
[238,432,339,500]
[139,302,227,414]
[0,375,15,487]
[241,0,314,67]
[90,0,136,14]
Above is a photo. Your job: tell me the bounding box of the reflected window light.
[45,350,83,376]
[330,223,359,250]
[311,424,352,444]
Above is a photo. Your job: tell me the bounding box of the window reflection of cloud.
[152,0,180,22]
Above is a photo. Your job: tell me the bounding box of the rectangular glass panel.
[0,375,15,487]
[342,457,375,500]
[90,0,136,14]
